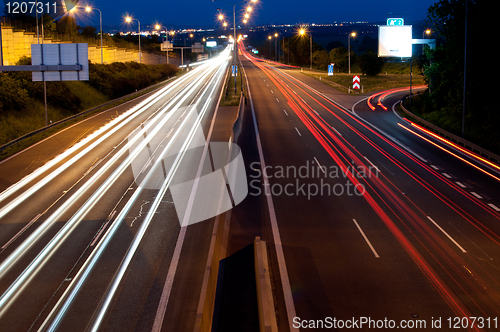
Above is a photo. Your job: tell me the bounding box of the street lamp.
[268,35,272,60]
[155,24,171,64]
[274,32,278,62]
[299,28,312,69]
[85,5,103,64]
[213,0,257,94]
[125,16,141,64]
[348,31,356,74]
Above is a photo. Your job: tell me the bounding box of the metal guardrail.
[400,96,500,165]
[0,77,175,154]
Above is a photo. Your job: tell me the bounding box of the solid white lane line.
[295,127,302,136]
[244,64,298,331]
[427,216,467,253]
[488,203,500,212]
[353,219,379,258]
[471,192,482,199]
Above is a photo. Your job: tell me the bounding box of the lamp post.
[299,28,312,69]
[156,24,170,64]
[86,6,103,64]
[274,32,278,62]
[268,35,272,60]
[423,29,431,53]
[348,32,356,74]
[213,0,257,94]
[125,16,141,64]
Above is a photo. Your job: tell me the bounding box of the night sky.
[72,0,439,29]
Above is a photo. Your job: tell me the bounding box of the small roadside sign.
[328,64,334,76]
[353,75,360,90]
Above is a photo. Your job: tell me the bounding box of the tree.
[312,50,329,70]
[42,13,56,33]
[80,25,97,38]
[329,47,352,72]
[359,51,384,76]
[55,15,80,36]
[423,0,498,151]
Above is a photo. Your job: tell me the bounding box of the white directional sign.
[353,75,360,90]
[161,41,173,51]
[378,25,413,58]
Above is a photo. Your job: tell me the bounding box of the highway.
[239,45,500,331]
[0,47,234,332]
[1,40,500,332]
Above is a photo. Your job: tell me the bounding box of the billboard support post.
[378,25,436,107]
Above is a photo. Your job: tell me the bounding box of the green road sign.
[387,18,404,26]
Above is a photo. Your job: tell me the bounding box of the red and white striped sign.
[353,75,360,90]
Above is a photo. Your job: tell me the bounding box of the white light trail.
[0,51,230,317]
[40,52,230,332]
[0,63,207,221]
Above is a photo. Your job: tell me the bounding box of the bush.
[0,74,31,112]
[359,51,384,76]
[1,60,178,148]
[88,62,177,99]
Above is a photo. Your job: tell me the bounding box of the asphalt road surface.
[238,45,500,332]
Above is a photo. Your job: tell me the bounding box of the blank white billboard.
[206,40,217,48]
[32,43,89,81]
[378,25,413,57]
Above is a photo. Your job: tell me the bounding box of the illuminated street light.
[298,27,312,69]
[274,32,278,62]
[155,23,170,64]
[213,0,258,94]
[268,35,272,60]
[348,31,356,74]
[85,5,103,64]
[125,16,142,63]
